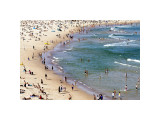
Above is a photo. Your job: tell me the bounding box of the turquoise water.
[49,23,140,100]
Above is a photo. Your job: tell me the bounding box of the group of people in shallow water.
[94,94,103,100]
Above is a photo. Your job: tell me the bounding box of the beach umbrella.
[45,43,50,45]
[20,62,24,65]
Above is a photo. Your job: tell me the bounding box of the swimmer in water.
[136,84,138,90]
[125,72,127,78]
[125,85,127,91]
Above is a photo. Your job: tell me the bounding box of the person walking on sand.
[33,45,35,49]
[112,92,114,99]
[72,84,74,91]
[65,76,67,82]
[114,89,116,99]
[41,79,43,84]
[75,81,77,86]
[45,74,47,79]
[60,85,63,92]
[32,52,34,59]
[68,94,72,100]
[28,57,30,61]
[118,91,121,99]
[52,66,53,70]
[93,94,96,100]
[58,86,61,93]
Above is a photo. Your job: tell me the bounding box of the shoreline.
[20,20,140,100]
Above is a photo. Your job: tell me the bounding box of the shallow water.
[45,23,140,100]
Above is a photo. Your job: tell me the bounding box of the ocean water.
[45,23,140,100]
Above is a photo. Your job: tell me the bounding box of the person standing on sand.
[45,74,47,79]
[93,94,96,100]
[52,66,53,70]
[65,76,67,82]
[75,81,77,86]
[24,81,26,87]
[33,45,35,49]
[114,89,116,99]
[112,92,114,99]
[60,85,63,92]
[68,94,72,100]
[41,79,43,84]
[58,86,61,93]
[118,92,121,99]
[72,84,74,91]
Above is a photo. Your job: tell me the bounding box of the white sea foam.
[127,58,140,63]
[114,61,138,68]
[108,34,113,38]
[110,27,115,31]
[104,40,136,47]
[66,48,72,51]
[116,25,131,28]
[104,41,127,47]
[53,56,59,59]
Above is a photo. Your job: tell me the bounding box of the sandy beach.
[20,20,140,100]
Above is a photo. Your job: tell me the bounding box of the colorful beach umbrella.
[45,43,50,45]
